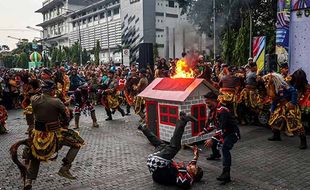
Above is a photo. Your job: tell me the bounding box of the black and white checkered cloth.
[147,152,171,173]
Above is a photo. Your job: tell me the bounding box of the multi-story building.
[121,0,204,61]
[36,0,203,63]
[35,0,90,47]
[68,0,122,63]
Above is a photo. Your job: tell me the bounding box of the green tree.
[176,0,277,62]
[82,48,90,64]
[233,22,250,66]
[70,42,80,64]
[50,47,58,65]
[2,54,14,68]
[18,52,29,68]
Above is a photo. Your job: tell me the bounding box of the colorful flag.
[291,0,310,10]
[253,36,266,73]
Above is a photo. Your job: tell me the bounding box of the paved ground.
[0,106,310,190]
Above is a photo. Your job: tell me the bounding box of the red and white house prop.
[138,78,217,144]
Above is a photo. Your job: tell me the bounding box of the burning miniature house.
[138,77,217,144]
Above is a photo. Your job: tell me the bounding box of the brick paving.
[0,106,310,190]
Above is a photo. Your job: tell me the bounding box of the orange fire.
[171,59,194,78]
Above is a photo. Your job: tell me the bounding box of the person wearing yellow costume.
[133,69,149,121]
[263,73,307,149]
[218,65,240,117]
[21,80,84,190]
[55,67,70,103]
[101,70,125,121]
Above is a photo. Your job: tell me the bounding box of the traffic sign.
[123,48,130,66]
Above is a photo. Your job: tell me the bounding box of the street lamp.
[26,26,45,48]
[62,8,83,66]
[213,0,216,65]
[104,7,111,62]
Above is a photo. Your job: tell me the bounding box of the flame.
[171,59,194,79]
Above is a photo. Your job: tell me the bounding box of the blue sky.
[0,0,42,49]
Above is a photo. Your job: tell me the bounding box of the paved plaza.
[0,106,310,190]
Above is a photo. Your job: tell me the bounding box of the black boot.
[268,130,281,141]
[206,154,221,160]
[105,108,113,121]
[217,167,231,183]
[118,107,125,117]
[105,116,112,121]
[299,135,308,149]
[126,105,131,115]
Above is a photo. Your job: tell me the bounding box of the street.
[1,106,310,190]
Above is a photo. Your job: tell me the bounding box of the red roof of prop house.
[138,78,217,102]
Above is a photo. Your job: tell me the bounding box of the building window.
[166,13,178,18]
[83,19,86,24]
[94,15,98,21]
[159,105,178,126]
[191,104,207,136]
[107,10,112,17]
[88,17,92,22]
[168,1,175,8]
[130,0,140,4]
[114,8,119,15]
[100,13,105,19]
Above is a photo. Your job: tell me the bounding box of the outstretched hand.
[205,139,213,148]
[193,145,199,159]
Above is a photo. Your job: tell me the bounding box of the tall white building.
[68,0,122,63]
[35,0,90,47]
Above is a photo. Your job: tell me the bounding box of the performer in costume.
[73,83,99,129]
[200,92,240,184]
[101,70,125,121]
[263,73,307,149]
[133,69,149,121]
[124,69,139,115]
[55,67,70,103]
[238,62,262,123]
[197,98,221,160]
[218,66,240,117]
[22,79,42,135]
[11,80,84,190]
[279,62,291,82]
[139,112,203,189]
[69,69,85,91]
[22,69,52,135]
[279,63,294,136]
[0,104,8,134]
[290,69,310,135]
